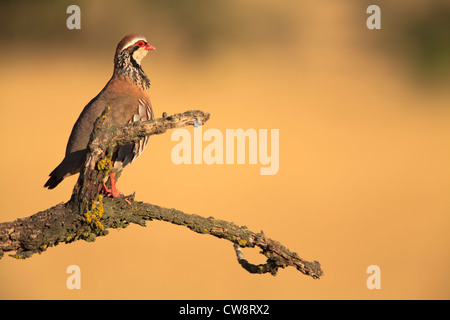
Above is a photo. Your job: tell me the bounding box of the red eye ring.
[135,40,146,47]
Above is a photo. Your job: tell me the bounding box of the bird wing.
[44,90,153,189]
[109,96,153,170]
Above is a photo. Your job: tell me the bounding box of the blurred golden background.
[0,0,449,299]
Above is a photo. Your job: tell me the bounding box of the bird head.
[113,34,155,89]
[115,33,156,66]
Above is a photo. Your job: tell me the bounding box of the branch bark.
[0,110,323,279]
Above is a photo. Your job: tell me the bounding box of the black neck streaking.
[114,50,150,90]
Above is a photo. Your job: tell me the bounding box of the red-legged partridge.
[44,34,156,198]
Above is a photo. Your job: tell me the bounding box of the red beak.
[145,44,156,51]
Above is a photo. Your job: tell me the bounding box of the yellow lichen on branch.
[84,195,105,234]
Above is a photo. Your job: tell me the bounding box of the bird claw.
[101,183,131,205]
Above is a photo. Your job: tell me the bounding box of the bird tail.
[44,175,64,189]
[43,150,86,190]
[44,160,69,189]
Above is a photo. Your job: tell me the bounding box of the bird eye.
[135,41,146,47]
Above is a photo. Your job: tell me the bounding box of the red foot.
[101,183,123,198]
[102,173,131,205]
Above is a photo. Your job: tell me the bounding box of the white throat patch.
[132,48,148,65]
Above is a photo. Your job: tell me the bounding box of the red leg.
[101,182,111,195]
[101,173,130,204]
[102,173,122,197]
[109,172,122,198]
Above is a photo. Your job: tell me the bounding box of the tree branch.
[70,109,211,211]
[0,110,323,279]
